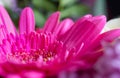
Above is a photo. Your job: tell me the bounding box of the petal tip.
[19,7,35,34]
[52,11,60,16]
[22,7,33,13]
[96,15,107,21]
[84,14,92,18]
[100,15,106,20]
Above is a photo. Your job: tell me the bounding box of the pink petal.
[0,25,7,44]
[43,12,60,33]
[2,39,11,54]
[59,14,92,41]
[80,29,120,58]
[19,7,35,34]
[7,74,21,78]
[0,46,7,63]
[79,15,106,50]
[92,29,120,50]
[0,6,16,36]
[22,71,44,78]
[35,28,43,33]
[61,15,106,50]
[55,18,74,38]
[79,29,120,64]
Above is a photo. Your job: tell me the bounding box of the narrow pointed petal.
[19,7,35,34]
[55,18,74,37]
[0,6,16,35]
[43,12,60,33]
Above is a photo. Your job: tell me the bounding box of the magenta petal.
[43,11,60,33]
[92,29,120,49]
[79,15,106,50]
[56,18,74,37]
[19,7,35,34]
[0,6,16,35]
[0,25,6,44]
[6,74,21,78]
[22,71,44,78]
[84,29,120,53]
[79,29,120,59]
[61,15,106,50]
[91,16,106,31]
[79,29,120,64]
[59,14,92,41]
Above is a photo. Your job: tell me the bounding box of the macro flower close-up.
[0,5,120,78]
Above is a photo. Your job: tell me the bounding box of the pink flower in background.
[0,6,120,78]
[94,39,120,78]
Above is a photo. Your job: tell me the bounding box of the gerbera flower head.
[0,6,120,78]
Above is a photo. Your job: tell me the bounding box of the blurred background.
[0,0,119,28]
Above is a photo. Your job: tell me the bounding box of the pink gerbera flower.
[0,6,120,78]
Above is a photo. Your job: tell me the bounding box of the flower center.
[7,49,55,63]
[4,32,63,64]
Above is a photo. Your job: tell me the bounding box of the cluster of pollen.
[7,49,55,63]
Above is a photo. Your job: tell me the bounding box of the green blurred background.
[0,0,107,27]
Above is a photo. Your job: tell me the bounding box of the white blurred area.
[0,0,17,10]
[102,17,120,33]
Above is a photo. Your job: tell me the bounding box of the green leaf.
[61,4,89,19]
[34,10,46,27]
[60,0,76,7]
[32,0,56,11]
[7,8,19,27]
